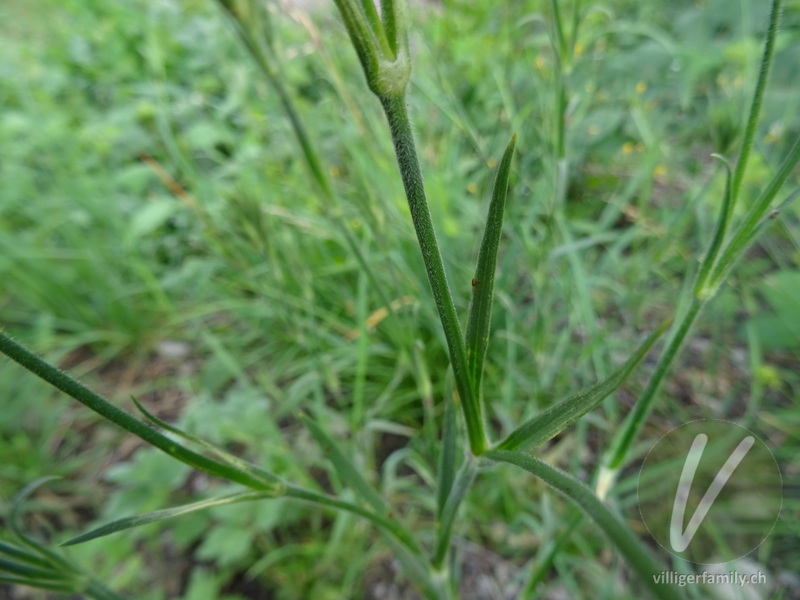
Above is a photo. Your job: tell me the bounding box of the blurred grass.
[1,0,798,598]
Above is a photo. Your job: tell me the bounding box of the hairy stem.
[378,93,487,454]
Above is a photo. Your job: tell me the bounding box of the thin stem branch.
[378,93,487,455]
[599,298,704,493]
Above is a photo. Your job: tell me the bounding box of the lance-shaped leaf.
[496,321,668,452]
[0,540,52,571]
[0,331,281,493]
[62,490,272,546]
[300,413,386,514]
[485,450,681,600]
[131,396,283,491]
[707,135,800,293]
[465,133,517,395]
[694,155,734,300]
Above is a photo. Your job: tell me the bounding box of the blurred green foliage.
[1,0,798,597]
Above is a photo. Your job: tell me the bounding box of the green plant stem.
[601,298,703,480]
[602,0,790,487]
[710,135,800,290]
[549,0,568,66]
[378,92,487,455]
[730,0,783,204]
[0,331,281,493]
[486,450,681,600]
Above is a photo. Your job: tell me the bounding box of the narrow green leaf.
[0,558,64,582]
[0,541,52,570]
[5,479,128,599]
[10,478,62,544]
[0,331,278,492]
[433,458,477,568]
[694,155,734,300]
[0,576,77,592]
[10,478,75,573]
[708,135,800,291]
[730,0,783,204]
[131,396,283,491]
[62,491,271,546]
[436,368,458,519]
[300,413,386,514]
[465,133,517,395]
[486,450,681,600]
[497,321,669,452]
[708,184,800,295]
[333,0,382,89]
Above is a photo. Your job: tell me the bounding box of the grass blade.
[0,577,79,592]
[11,478,77,570]
[465,133,517,395]
[436,368,458,520]
[485,450,681,600]
[5,479,128,599]
[62,491,272,546]
[520,510,583,598]
[300,413,386,513]
[0,541,52,570]
[497,321,669,451]
[433,457,478,568]
[0,558,65,582]
[730,0,783,204]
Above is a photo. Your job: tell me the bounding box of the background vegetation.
[1,0,798,598]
